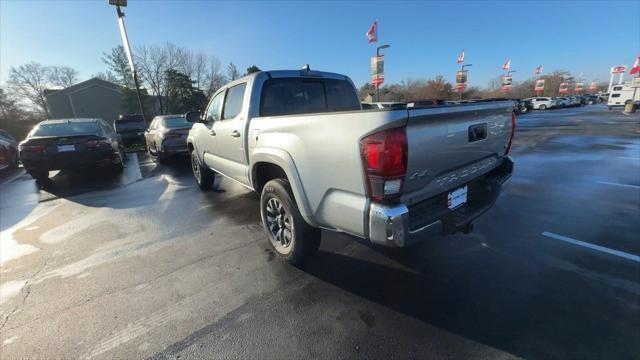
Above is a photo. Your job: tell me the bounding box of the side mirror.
[185,111,201,123]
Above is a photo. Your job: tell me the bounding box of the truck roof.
[228,69,351,86]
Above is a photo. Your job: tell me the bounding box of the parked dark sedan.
[144,115,194,161]
[0,129,19,170]
[18,118,125,181]
[114,114,146,147]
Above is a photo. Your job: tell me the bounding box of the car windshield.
[115,119,145,131]
[162,117,191,128]
[31,122,99,137]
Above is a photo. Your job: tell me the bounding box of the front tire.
[28,169,48,181]
[539,104,547,110]
[191,150,214,190]
[260,179,320,265]
[8,150,18,168]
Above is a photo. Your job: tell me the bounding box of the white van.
[608,84,640,108]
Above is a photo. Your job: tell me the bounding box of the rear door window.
[222,83,247,120]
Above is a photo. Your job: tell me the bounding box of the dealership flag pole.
[110,0,148,124]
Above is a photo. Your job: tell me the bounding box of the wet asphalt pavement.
[1,105,639,359]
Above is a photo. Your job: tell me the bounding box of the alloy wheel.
[265,197,293,248]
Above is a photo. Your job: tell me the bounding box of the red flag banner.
[456,83,467,92]
[455,70,467,84]
[630,55,640,75]
[588,81,597,91]
[574,83,584,92]
[535,79,545,92]
[371,55,384,87]
[366,20,378,43]
[457,50,465,64]
[559,82,569,94]
[501,75,513,92]
[502,59,511,71]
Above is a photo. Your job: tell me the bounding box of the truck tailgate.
[402,101,514,205]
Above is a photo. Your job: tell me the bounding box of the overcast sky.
[1,0,638,88]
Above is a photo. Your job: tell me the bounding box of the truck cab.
[188,69,514,264]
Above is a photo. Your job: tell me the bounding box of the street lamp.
[108,0,148,123]
[375,44,390,102]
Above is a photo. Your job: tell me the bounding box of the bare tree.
[191,52,209,90]
[49,66,79,88]
[226,62,240,81]
[137,44,168,114]
[204,56,224,98]
[7,62,51,114]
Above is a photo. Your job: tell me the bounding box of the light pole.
[108,0,147,123]
[376,44,390,102]
[460,64,472,100]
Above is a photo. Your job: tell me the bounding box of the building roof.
[45,78,124,99]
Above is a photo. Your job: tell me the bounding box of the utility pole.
[108,0,148,123]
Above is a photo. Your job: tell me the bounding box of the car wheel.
[260,178,321,265]
[8,149,18,168]
[539,104,547,110]
[191,150,214,190]
[28,169,48,181]
[112,154,124,174]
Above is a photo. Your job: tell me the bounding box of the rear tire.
[191,150,214,190]
[260,179,320,265]
[28,169,48,181]
[539,104,547,110]
[112,159,124,175]
[8,150,18,168]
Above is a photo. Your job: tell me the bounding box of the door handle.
[210,129,216,136]
[231,130,241,138]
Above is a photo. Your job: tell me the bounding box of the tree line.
[360,71,608,102]
[1,43,259,139]
[2,43,608,140]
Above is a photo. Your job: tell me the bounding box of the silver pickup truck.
[187,68,515,264]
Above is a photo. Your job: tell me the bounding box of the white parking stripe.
[542,232,640,263]
[597,181,640,190]
[618,156,640,161]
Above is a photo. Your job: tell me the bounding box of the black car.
[513,99,528,114]
[114,114,146,147]
[0,129,19,170]
[18,118,125,181]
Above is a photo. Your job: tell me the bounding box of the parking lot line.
[542,231,640,263]
[618,156,640,161]
[596,181,640,190]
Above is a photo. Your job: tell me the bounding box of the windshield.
[31,122,99,137]
[162,117,192,128]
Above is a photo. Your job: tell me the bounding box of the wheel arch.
[251,148,317,227]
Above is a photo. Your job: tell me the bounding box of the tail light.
[360,127,408,203]
[18,143,45,153]
[504,112,516,155]
[85,139,111,149]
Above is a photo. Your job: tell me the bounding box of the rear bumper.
[21,149,119,171]
[368,157,514,247]
[161,139,189,155]
[119,132,145,145]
